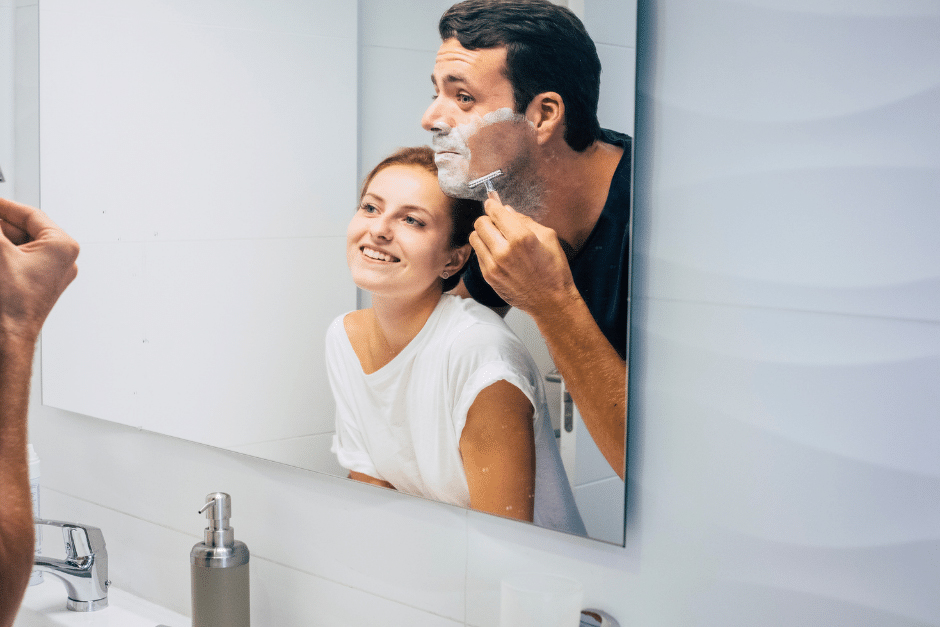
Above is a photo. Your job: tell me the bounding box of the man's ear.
[444,243,473,277]
[525,92,564,145]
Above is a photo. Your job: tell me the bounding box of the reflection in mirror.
[36,0,635,545]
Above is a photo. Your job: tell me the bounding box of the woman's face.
[347,164,462,300]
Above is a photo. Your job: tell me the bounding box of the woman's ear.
[444,243,472,277]
[525,92,564,145]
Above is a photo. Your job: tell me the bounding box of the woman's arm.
[459,380,535,522]
[348,471,396,490]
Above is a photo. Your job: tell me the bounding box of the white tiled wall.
[13,1,940,626]
[36,0,358,458]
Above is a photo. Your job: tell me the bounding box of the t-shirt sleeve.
[325,318,383,479]
[446,320,542,440]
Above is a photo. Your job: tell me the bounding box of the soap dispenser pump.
[191,492,250,627]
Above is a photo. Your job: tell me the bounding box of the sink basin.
[14,580,188,627]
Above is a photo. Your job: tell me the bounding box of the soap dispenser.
[191,492,250,627]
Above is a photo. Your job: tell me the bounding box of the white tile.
[39,5,357,244]
[640,1,940,322]
[40,237,355,450]
[572,477,625,546]
[597,42,636,137]
[465,510,634,627]
[632,298,940,560]
[12,2,39,206]
[655,2,940,122]
[359,46,437,176]
[228,432,345,476]
[583,0,637,49]
[643,151,940,321]
[359,1,451,52]
[40,242,148,423]
[250,557,464,627]
[140,237,353,448]
[40,0,355,40]
[230,461,469,621]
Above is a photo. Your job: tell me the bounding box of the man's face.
[422,38,536,201]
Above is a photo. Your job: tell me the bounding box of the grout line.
[42,486,199,540]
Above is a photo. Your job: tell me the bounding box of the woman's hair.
[359,146,483,292]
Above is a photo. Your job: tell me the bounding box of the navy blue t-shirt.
[462,129,632,359]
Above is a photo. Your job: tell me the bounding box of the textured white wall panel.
[645,1,940,324]
[630,0,940,624]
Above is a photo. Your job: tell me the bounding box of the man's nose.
[421,97,451,133]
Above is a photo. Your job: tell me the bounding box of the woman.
[327,146,585,535]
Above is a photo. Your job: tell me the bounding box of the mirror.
[34,0,634,544]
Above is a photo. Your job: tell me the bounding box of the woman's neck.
[364,288,443,366]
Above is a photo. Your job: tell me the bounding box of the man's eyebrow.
[431,73,468,88]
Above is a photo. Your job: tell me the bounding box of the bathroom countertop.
[15,581,189,627]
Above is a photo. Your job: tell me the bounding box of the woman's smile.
[347,164,459,300]
[361,246,400,263]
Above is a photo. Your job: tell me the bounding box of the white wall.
[17,1,940,627]
[35,0,357,472]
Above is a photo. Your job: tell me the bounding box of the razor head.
[467,169,504,193]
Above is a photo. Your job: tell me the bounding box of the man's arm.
[0,332,38,627]
[0,198,79,627]
[469,199,625,479]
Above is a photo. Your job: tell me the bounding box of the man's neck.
[532,137,624,255]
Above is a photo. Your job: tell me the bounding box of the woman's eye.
[404,216,425,227]
[360,203,378,214]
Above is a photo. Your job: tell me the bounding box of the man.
[0,197,79,627]
[422,0,631,479]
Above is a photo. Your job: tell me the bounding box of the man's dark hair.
[439,0,602,151]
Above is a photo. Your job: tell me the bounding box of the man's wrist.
[528,284,587,335]
[0,324,40,357]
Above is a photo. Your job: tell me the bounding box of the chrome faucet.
[33,519,110,611]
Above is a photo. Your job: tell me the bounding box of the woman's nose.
[370,214,393,240]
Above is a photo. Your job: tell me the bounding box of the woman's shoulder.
[341,309,371,336]
[325,309,369,355]
[439,294,510,329]
[436,296,527,357]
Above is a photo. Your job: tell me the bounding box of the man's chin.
[437,176,481,201]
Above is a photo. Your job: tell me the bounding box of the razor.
[467,169,504,194]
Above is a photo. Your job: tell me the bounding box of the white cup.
[499,572,584,627]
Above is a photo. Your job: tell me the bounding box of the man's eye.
[458,94,474,105]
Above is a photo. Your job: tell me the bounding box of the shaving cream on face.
[432,108,529,201]
[448,109,545,218]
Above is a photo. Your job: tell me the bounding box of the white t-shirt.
[327,294,586,536]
